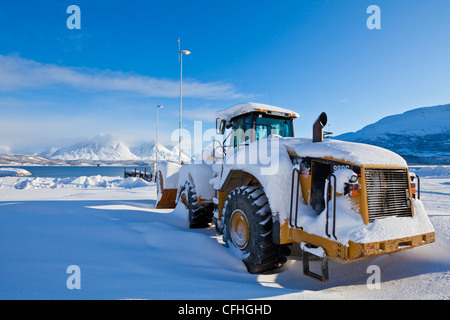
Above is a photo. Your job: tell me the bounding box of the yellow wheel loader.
[156,102,435,282]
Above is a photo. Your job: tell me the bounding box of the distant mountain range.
[334,103,450,164]
[0,154,69,166]
[1,104,449,166]
[43,134,140,161]
[130,141,189,163]
[38,133,191,163]
[0,134,191,166]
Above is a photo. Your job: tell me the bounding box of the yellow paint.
[217,191,228,221]
[280,220,435,262]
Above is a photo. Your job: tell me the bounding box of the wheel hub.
[230,210,249,249]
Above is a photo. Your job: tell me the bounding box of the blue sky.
[1,0,450,154]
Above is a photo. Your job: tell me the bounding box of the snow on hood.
[283,138,408,167]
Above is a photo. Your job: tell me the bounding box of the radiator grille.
[365,168,412,220]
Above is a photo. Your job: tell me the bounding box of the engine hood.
[279,137,408,167]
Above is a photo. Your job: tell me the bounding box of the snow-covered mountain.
[130,142,190,163]
[335,103,450,164]
[47,134,139,161]
[42,134,190,162]
[0,154,68,166]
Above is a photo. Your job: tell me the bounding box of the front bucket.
[156,188,178,208]
[155,169,178,209]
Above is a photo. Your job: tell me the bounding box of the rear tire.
[223,186,287,273]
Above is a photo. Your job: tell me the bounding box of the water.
[10,165,439,180]
[6,166,152,179]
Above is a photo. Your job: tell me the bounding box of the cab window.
[255,115,293,139]
[231,113,294,149]
[233,116,252,148]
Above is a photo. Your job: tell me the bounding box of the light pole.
[178,38,191,164]
[155,105,164,166]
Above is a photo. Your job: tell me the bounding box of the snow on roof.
[215,102,299,122]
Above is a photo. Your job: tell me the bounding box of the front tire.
[223,186,287,273]
[179,181,213,228]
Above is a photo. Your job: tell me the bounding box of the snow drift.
[11,175,151,190]
[409,165,450,177]
[0,167,32,177]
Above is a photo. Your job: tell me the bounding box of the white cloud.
[182,106,218,122]
[0,54,248,100]
[0,145,12,155]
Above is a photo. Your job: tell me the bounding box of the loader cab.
[215,103,299,155]
[226,112,295,149]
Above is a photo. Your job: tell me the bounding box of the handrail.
[289,168,302,229]
[325,174,337,240]
[290,169,339,239]
[212,139,224,159]
[416,175,421,200]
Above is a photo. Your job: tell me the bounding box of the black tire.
[180,181,213,228]
[223,186,287,273]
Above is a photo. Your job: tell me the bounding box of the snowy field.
[0,168,449,300]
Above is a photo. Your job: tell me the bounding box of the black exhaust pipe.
[313,112,327,143]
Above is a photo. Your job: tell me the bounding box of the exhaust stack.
[313,112,327,143]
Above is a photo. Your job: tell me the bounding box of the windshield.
[229,114,294,149]
[255,115,294,139]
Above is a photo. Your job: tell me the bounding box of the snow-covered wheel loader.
[156,102,435,283]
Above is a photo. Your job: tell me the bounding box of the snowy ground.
[0,171,448,300]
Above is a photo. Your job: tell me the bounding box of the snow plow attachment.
[155,162,181,209]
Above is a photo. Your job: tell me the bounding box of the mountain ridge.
[334,103,450,164]
[40,133,190,163]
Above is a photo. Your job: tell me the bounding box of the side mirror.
[216,118,226,135]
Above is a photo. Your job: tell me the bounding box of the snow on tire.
[179,181,213,229]
[223,186,287,274]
